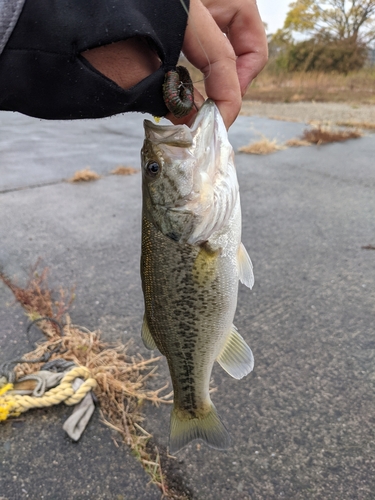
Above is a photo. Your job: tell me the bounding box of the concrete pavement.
[1,110,374,499]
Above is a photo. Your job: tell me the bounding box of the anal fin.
[216,325,254,379]
[238,242,254,289]
[141,316,158,351]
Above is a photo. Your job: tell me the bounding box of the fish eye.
[146,160,160,177]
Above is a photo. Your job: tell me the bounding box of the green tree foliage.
[286,36,367,72]
[283,0,375,44]
[272,0,375,72]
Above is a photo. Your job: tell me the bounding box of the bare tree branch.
[281,0,375,45]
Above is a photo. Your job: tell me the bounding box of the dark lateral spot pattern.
[141,217,238,418]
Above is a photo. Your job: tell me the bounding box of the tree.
[281,0,375,45]
[271,1,375,73]
[285,37,367,72]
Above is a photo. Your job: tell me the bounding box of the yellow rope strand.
[0,384,16,421]
[0,383,13,396]
[0,367,96,420]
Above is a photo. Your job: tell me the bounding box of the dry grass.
[285,125,363,149]
[245,65,375,104]
[286,138,312,147]
[239,137,286,155]
[0,263,74,329]
[336,121,375,130]
[179,57,375,107]
[111,166,139,176]
[69,168,101,182]
[14,320,172,493]
[0,266,187,498]
[308,119,334,128]
[238,126,363,155]
[301,126,363,145]
[269,115,302,123]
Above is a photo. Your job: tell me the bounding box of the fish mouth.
[143,99,216,146]
[143,120,193,147]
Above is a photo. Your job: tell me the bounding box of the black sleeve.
[0,0,189,120]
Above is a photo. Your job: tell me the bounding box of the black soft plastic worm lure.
[162,66,194,118]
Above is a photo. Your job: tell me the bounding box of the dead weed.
[285,138,312,147]
[286,125,363,148]
[69,168,101,182]
[239,137,286,155]
[0,266,182,498]
[269,115,302,123]
[336,121,375,130]
[0,263,74,332]
[111,166,139,176]
[301,126,363,145]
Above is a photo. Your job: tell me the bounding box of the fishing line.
[178,0,212,85]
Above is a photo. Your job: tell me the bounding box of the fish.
[140,99,254,454]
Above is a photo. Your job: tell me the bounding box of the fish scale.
[140,99,255,453]
[142,217,227,412]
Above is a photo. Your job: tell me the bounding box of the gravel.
[241,101,375,125]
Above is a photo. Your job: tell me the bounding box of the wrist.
[81,37,161,90]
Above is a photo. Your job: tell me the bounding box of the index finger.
[181,0,242,128]
[228,2,268,94]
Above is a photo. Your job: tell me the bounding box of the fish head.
[141,99,237,244]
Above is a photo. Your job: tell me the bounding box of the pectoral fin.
[141,316,158,351]
[216,325,254,379]
[237,242,254,289]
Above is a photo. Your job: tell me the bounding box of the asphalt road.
[0,110,374,499]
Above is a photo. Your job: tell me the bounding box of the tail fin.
[169,404,231,454]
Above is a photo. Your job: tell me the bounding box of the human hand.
[201,0,268,97]
[81,0,267,128]
[173,0,268,129]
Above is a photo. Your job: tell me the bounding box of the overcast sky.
[257,0,291,34]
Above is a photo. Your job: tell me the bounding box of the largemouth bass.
[140,99,254,454]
